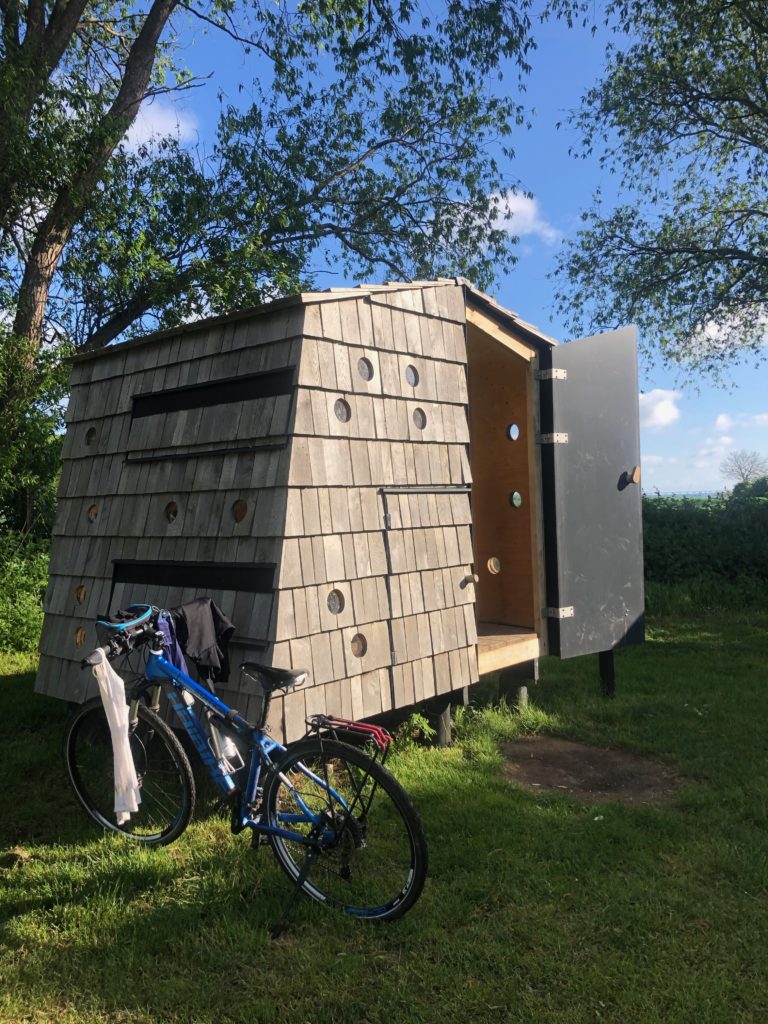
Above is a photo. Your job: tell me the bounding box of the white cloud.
[714,413,734,430]
[639,389,682,430]
[642,454,678,465]
[754,413,768,426]
[693,434,734,471]
[125,99,198,149]
[495,193,561,245]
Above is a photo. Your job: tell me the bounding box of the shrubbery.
[643,494,768,583]
[0,533,49,653]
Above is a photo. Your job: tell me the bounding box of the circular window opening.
[75,585,87,605]
[232,499,248,523]
[84,427,97,447]
[87,504,98,523]
[412,407,427,430]
[357,357,374,382]
[350,633,367,658]
[507,423,520,441]
[405,364,420,387]
[487,557,502,575]
[74,626,87,648]
[164,501,178,523]
[327,589,346,615]
[509,491,523,509]
[334,398,352,423]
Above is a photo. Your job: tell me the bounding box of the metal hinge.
[383,512,392,529]
[535,368,568,381]
[390,649,398,665]
[544,606,574,619]
[536,432,569,445]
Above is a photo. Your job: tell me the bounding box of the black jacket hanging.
[170,597,235,684]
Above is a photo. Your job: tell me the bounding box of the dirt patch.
[501,736,682,806]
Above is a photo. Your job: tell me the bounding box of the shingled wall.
[37,280,479,741]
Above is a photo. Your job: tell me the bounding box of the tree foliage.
[1,0,536,361]
[551,0,768,377]
[0,0,539,528]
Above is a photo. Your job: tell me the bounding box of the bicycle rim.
[64,699,195,846]
[265,739,427,920]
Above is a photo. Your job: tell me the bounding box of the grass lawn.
[1,612,767,1024]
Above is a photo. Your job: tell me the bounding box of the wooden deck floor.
[477,622,540,675]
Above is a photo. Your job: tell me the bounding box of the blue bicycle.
[63,605,428,925]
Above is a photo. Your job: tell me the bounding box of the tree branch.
[13,0,180,346]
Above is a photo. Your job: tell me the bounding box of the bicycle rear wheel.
[263,738,427,920]
[64,697,195,846]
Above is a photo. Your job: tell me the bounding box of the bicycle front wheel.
[263,738,427,920]
[63,697,195,846]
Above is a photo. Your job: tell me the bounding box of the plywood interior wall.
[467,322,538,628]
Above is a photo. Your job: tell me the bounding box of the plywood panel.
[467,322,538,628]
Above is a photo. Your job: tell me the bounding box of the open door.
[539,326,644,659]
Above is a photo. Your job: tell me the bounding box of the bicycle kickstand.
[271,843,320,940]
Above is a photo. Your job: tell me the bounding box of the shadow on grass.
[3,626,768,1023]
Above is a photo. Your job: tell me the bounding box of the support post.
[598,650,615,698]
[435,704,452,748]
[498,659,539,709]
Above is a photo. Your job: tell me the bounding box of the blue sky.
[130,9,768,495]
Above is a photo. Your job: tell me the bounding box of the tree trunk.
[11,0,179,348]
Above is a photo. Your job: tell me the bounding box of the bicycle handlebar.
[81,604,162,669]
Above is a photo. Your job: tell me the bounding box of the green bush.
[0,533,49,653]
[643,494,768,583]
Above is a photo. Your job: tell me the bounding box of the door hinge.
[390,649,398,665]
[544,606,574,619]
[536,432,569,445]
[383,512,392,529]
[535,368,568,381]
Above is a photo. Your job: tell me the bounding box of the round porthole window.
[350,633,367,658]
[405,364,420,387]
[412,407,427,430]
[487,557,502,575]
[334,398,352,423]
[74,626,87,648]
[164,501,178,523]
[232,499,248,523]
[87,504,98,523]
[327,589,345,615]
[84,427,97,447]
[509,491,523,509]
[507,424,520,441]
[357,357,374,382]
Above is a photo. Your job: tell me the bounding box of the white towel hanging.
[91,650,141,824]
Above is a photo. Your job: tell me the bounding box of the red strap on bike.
[319,716,392,753]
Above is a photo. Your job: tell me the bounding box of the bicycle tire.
[63,696,195,847]
[263,738,427,921]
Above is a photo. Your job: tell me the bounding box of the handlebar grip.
[81,647,109,669]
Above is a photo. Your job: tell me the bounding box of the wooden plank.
[434,651,452,694]
[371,301,394,350]
[297,537,315,586]
[320,301,344,343]
[476,623,540,674]
[309,632,334,684]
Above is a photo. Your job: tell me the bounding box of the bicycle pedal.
[251,830,267,849]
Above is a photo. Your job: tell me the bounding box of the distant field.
[2,610,767,1024]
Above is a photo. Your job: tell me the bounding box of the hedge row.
[643,495,768,584]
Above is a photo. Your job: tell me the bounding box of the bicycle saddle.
[240,662,309,691]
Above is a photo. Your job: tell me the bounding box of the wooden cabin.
[36,280,644,740]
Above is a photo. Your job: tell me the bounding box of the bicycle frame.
[141,650,346,847]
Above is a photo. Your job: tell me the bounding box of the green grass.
[2,613,768,1024]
